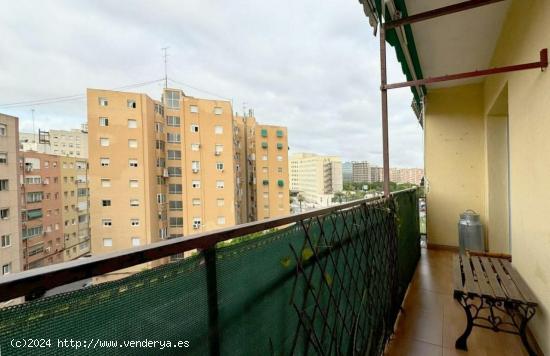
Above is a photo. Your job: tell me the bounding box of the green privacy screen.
[0,190,419,355]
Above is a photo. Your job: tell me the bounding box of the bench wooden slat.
[453,255,464,293]
[471,256,494,298]
[461,255,480,296]
[479,257,506,299]
[490,257,524,303]
[501,260,538,306]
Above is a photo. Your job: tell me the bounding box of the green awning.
[26,209,43,220]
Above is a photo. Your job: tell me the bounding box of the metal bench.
[453,254,539,355]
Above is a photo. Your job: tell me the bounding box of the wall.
[424,83,487,247]
[483,0,550,351]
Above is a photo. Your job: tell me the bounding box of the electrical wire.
[168,78,231,101]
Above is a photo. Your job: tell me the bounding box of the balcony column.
[380,20,390,196]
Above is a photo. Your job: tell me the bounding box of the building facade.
[88,88,289,258]
[20,126,88,158]
[234,114,290,222]
[0,114,22,277]
[20,152,64,269]
[342,162,353,183]
[390,168,423,185]
[289,153,342,206]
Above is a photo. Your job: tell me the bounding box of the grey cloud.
[0,0,423,167]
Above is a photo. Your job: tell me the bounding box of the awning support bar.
[384,0,506,30]
[383,49,548,90]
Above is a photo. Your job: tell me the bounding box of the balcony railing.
[0,189,420,356]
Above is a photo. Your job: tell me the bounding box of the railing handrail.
[0,188,415,303]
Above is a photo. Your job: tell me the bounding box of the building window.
[100,138,109,147]
[156,140,165,150]
[191,180,200,189]
[168,167,182,177]
[127,99,137,109]
[131,237,141,247]
[103,238,113,247]
[129,159,138,168]
[130,219,140,227]
[1,234,11,248]
[192,217,201,229]
[166,90,180,109]
[278,179,285,187]
[128,119,137,128]
[216,180,225,189]
[261,142,268,149]
[129,180,139,188]
[216,162,224,171]
[101,199,111,207]
[191,143,200,151]
[262,155,268,161]
[0,179,8,191]
[26,192,43,203]
[128,139,138,148]
[167,133,181,143]
[98,97,108,106]
[155,103,164,115]
[278,167,283,173]
[166,116,180,127]
[277,155,283,161]
[156,158,166,168]
[100,157,110,166]
[102,219,112,227]
[22,226,43,239]
[262,180,269,186]
[167,150,181,160]
[101,179,111,188]
[191,161,200,172]
[155,123,164,133]
[215,144,223,155]
[214,107,223,115]
[170,217,184,227]
[217,198,225,207]
[261,129,268,137]
[190,105,199,113]
[157,194,166,204]
[276,130,284,137]
[191,198,201,206]
[0,152,7,164]
[2,263,11,275]
[99,117,109,126]
[262,167,268,174]
[169,200,183,211]
[277,143,283,149]
[214,126,223,134]
[169,184,182,194]
[217,216,226,225]
[190,124,199,133]
[130,199,139,207]
[0,124,6,136]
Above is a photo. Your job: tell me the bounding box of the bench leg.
[519,319,537,356]
[455,296,473,351]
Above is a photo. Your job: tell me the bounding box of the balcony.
[0,189,421,355]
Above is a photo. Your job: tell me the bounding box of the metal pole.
[380,23,390,197]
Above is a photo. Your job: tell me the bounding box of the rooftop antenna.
[31,109,36,143]
[242,102,247,117]
[162,47,170,89]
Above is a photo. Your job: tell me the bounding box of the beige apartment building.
[0,114,22,277]
[389,168,424,185]
[289,153,342,206]
[20,126,88,158]
[88,88,289,258]
[234,114,290,222]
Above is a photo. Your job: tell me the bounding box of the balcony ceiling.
[399,0,512,89]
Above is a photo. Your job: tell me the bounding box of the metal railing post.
[204,246,220,356]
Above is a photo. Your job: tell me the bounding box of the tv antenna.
[162,47,170,88]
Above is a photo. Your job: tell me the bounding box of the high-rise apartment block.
[342,162,353,183]
[0,114,22,277]
[234,114,290,222]
[289,153,342,206]
[19,151,91,269]
[20,126,88,158]
[390,168,424,185]
[87,88,289,257]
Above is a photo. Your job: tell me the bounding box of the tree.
[297,194,305,212]
[333,191,345,204]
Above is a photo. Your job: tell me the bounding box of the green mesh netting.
[0,190,419,355]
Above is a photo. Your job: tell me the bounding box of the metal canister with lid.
[458,210,485,254]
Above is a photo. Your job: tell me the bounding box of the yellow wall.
[483,0,550,351]
[425,84,487,247]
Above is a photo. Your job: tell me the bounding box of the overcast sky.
[0,0,423,167]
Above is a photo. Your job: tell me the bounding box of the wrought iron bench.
[453,254,539,356]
